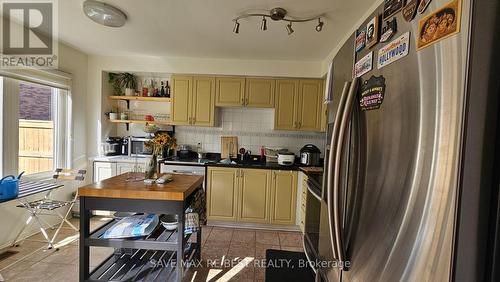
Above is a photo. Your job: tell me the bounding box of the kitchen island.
[78,173,204,282]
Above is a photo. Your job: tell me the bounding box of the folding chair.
[13,169,86,249]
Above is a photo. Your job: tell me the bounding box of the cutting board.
[221,136,238,159]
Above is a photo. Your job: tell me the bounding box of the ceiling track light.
[286,22,294,35]
[316,18,324,32]
[261,17,267,31]
[232,7,324,35]
[233,20,240,33]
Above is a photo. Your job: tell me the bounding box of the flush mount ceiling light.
[233,7,324,35]
[83,0,127,28]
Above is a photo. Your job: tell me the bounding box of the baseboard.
[207,220,301,232]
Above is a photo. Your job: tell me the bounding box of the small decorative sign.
[377,32,410,69]
[383,0,404,19]
[355,28,366,52]
[380,17,397,43]
[403,0,420,21]
[366,16,379,48]
[359,75,386,111]
[418,0,433,14]
[354,51,373,78]
[417,0,461,50]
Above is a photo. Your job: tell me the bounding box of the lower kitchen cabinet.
[270,170,298,225]
[93,162,116,182]
[207,167,297,226]
[238,169,272,223]
[206,167,239,221]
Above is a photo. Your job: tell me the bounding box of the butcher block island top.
[79,172,204,201]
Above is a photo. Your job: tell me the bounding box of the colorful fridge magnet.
[377,31,410,69]
[418,0,433,14]
[380,17,397,43]
[417,0,461,50]
[354,51,373,78]
[366,16,379,48]
[383,0,404,19]
[359,75,386,111]
[403,0,420,21]
[355,28,366,52]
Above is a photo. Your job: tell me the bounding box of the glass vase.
[145,154,157,179]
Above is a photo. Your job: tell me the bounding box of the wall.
[0,42,88,248]
[175,108,326,157]
[87,55,324,165]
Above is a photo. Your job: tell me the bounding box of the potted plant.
[109,72,137,96]
[144,133,177,179]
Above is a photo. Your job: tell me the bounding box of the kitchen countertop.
[79,172,203,201]
[299,166,324,173]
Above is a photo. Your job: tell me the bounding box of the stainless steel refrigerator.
[315,0,476,281]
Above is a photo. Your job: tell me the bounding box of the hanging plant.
[108,72,137,96]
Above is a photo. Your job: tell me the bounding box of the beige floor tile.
[256,231,280,245]
[228,241,255,258]
[255,244,280,259]
[206,227,233,242]
[21,247,56,262]
[45,263,78,282]
[0,258,17,271]
[89,247,114,267]
[0,240,46,261]
[231,229,256,243]
[278,231,302,247]
[0,260,43,281]
[40,245,79,265]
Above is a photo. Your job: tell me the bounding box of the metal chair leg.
[11,214,33,247]
[33,214,54,249]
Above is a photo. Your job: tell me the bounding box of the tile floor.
[0,217,303,282]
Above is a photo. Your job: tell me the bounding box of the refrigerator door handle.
[333,77,359,270]
[327,81,351,262]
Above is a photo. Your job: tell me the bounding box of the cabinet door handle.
[298,121,302,128]
[294,121,298,128]
[192,117,196,124]
[240,170,244,178]
[241,97,245,105]
[246,98,249,105]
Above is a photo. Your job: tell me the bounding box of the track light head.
[316,18,324,32]
[233,21,240,34]
[286,22,294,35]
[261,17,267,31]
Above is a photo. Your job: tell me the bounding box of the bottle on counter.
[160,81,166,97]
[166,81,171,98]
[142,79,148,96]
[153,80,159,97]
[148,79,154,97]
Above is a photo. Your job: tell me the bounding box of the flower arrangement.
[145,132,177,156]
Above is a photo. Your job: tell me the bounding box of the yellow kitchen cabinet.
[238,168,272,223]
[171,75,192,125]
[274,79,299,130]
[215,77,246,107]
[270,170,297,225]
[171,75,215,126]
[245,78,275,108]
[297,79,323,131]
[192,76,216,126]
[207,167,239,221]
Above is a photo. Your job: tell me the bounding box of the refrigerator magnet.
[403,0,420,21]
[359,75,386,111]
[416,0,461,50]
[418,0,432,14]
[380,17,397,43]
[383,0,404,19]
[366,16,379,48]
[377,32,410,69]
[355,28,366,52]
[354,51,373,78]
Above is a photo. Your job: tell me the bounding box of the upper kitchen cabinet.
[192,76,216,126]
[274,79,299,130]
[274,79,324,132]
[171,75,192,125]
[171,75,216,126]
[297,79,323,131]
[215,77,246,107]
[245,78,275,108]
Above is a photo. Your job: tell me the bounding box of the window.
[1,76,71,177]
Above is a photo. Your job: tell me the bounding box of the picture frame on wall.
[366,16,379,48]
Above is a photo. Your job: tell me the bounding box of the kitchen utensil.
[264,147,286,163]
[178,144,192,159]
[277,152,295,166]
[0,172,24,201]
[109,112,118,120]
[221,136,238,159]
[300,144,321,166]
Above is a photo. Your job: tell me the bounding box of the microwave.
[128,137,153,157]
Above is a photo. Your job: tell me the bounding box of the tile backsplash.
[174,108,326,157]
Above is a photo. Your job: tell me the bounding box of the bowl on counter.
[160,214,178,231]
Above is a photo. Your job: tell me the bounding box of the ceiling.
[59,0,377,61]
